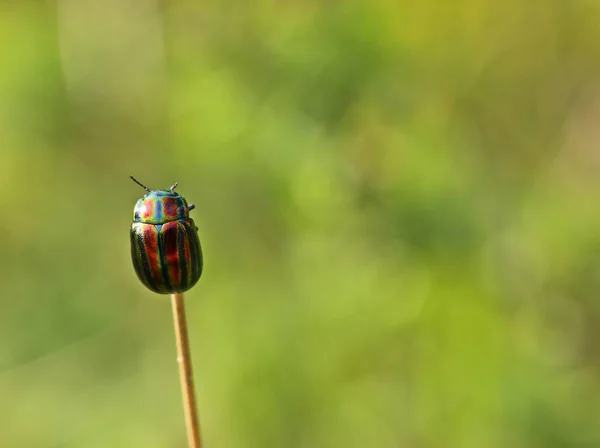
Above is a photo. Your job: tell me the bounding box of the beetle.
[130,176,203,294]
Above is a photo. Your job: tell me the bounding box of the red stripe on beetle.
[182,222,192,287]
[163,198,179,220]
[162,221,181,288]
[142,225,162,285]
[141,200,154,220]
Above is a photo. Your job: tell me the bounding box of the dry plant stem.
[171,293,202,448]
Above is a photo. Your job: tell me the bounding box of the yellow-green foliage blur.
[2,1,600,447]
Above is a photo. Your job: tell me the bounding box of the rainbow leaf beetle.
[130,176,203,294]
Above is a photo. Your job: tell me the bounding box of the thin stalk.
[170,293,202,448]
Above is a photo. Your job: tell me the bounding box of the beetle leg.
[170,182,179,193]
[188,204,195,211]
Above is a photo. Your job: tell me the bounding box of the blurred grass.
[2,0,600,446]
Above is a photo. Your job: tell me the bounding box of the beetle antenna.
[130,176,152,192]
[170,182,179,193]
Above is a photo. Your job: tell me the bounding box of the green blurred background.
[2,1,600,446]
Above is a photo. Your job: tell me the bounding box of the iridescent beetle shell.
[130,176,203,294]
